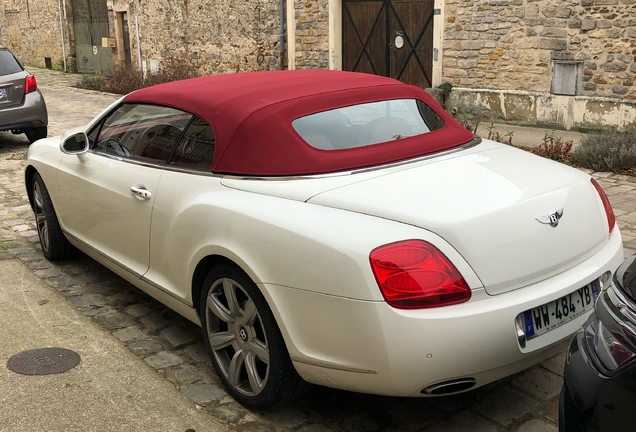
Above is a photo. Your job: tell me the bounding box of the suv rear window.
[0,50,23,76]
[292,99,445,150]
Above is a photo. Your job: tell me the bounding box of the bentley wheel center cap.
[238,327,248,342]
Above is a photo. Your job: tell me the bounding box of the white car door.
[56,103,193,277]
[143,116,218,298]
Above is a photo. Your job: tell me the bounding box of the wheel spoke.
[243,299,257,325]
[206,292,235,323]
[249,339,269,365]
[34,185,43,210]
[223,279,241,316]
[33,184,49,251]
[208,331,236,351]
[245,351,265,393]
[227,349,246,387]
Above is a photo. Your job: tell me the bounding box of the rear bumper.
[266,229,623,396]
[0,89,47,131]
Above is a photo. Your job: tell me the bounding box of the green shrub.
[485,122,513,145]
[144,56,199,87]
[74,56,199,95]
[571,131,636,172]
[529,132,573,163]
[457,111,480,134]
[75,74,104,91]
[101,67,144,94]
[102,56,199,94]
[572,132,636,172]
[53,57,67,72]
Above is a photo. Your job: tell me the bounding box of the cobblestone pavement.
[2,68,636,432]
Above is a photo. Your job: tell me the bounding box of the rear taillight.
[369,240,471,309]
[25,74,37,94]
[591,178,615,234]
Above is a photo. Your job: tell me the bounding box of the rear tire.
[200,263,307,409]
[32,173,73,260]
[25,126,47,144]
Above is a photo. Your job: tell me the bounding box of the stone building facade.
[1,0,283,74]
[442,0,636,98]
[1,0,73,71]
[290,0,330,69]
[441,0,636,128]
[2,0,635,129]
[132,0,282,74]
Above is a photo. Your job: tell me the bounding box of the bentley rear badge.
[536,209,564,227]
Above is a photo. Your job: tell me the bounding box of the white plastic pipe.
[135,14,142,71]
[57,0,67,72]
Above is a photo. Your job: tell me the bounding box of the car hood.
[222,141,609,295]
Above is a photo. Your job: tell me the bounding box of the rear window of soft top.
[0,50,23,76]
[292,99,445,150]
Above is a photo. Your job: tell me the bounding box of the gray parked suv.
[0,46,48,143]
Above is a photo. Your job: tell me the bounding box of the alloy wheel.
[205,277,270,396]
[33,181,49,253]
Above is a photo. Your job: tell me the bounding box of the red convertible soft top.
[123,70,473,176]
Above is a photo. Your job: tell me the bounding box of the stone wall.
[442,0,636,100]
[293,0,329,68]
[130,0,282,74]
[1,0,282,75]
[0,0,73,70]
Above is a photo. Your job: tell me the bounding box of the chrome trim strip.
[88,150,225,178]
[610,281,636,310]
[139,276,193,307]
[161,164,223,177]
[600,287,636,337]
[221,137,482,181]
[88,150,168,169]
[62,230,192,307]
[289,355,378,374]
[89,137,482,180]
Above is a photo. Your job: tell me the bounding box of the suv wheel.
[25,126,47,144]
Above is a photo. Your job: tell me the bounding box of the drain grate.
[7,347,81,375]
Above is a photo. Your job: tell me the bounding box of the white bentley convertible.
[25,70,623,409]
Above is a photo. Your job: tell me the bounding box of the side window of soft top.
[91,103,192,165]
[168,116,215,171]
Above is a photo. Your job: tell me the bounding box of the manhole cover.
[7,347,81,375]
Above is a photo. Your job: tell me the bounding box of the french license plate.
[523,280,600,338]
[0,88,6,100]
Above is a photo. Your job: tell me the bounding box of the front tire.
[25,126,47,144]
[32,173,73,260]
[200,263,306,409]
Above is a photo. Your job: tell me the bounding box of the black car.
[560,254,636,431]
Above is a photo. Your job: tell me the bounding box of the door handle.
[130,186,152,200]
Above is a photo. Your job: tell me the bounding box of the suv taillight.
[369,240,471,309]
[25,74,37,94]
[591,178,615,234]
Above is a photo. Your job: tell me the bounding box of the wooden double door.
[343,0,435,88]
[71,0,114,74]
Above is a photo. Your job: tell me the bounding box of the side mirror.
[60,131,89,161]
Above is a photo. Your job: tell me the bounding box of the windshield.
[292,99,445,150]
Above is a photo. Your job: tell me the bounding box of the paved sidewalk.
[0,260,227,432]
[1,67,636,431]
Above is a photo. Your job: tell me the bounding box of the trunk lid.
[0,72,26,109]
[307,144,608,295]
[0,50,26,109]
